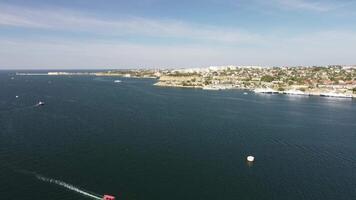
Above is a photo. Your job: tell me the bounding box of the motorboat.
[37,101,45,106]
[103,194,115,200]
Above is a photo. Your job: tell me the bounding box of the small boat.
[243,92,248,95]
[254,88,278,94]
[202,86,219,90]
[103,194,115,200]
[284,89,308,96]
[16,95,19,98]
[320,92,352,98]
[247,156,255,162]
[114,80,122,83]
[37,101,45,106]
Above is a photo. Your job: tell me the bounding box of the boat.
[203,84,234,90]
[103,194,115,200]
[284,89,309,96]
[243,92,248,95]
[254,88,278,94]
[202,86,220,90]
[114,80,121,83]
[320,92,352,98]
[37,101,45,106]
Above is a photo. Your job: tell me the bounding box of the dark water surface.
[0,71,355,200]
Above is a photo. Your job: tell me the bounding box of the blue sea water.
[0,71,355,200]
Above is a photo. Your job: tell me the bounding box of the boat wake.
[5,166,103,200]
[35,174,102,200]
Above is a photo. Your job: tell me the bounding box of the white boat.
[37,101,45,106]
[284,89,308,96]
[254,88,278,94]
[320,92,352,98]
[243,92,248,95]
[202,86,220,90]
[114,80,122,83]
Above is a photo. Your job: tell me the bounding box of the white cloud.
[0,3,262,45]
[0,3,356,68]
[0,39,233,68]
[1,30,355,69]
[275,0,332,11]
[270,0,348,12]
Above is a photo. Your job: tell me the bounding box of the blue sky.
[0,0,356,69]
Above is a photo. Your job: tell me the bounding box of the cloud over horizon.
[0,1,355,68]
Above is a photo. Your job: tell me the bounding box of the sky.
[0,0,356,69]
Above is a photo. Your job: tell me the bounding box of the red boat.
[103,194,115,200]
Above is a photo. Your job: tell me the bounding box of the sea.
[0,70,355,200]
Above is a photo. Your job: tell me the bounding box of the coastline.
[154,82,356,98]
[15,66,356,99]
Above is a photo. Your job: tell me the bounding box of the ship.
[37,101,45,106]
[114,80,122,83]
[283,89,309,96]
[202,86,220,90]
[202,84,234,90]
[320,92,353,98]
[254,88,278,94]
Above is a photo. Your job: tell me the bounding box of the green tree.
[345,75,352,81]
[261,75,274,82]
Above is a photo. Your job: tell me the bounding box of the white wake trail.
[36,174,102,200]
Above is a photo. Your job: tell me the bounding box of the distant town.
[17,65,356,98]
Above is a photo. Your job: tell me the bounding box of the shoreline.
[15,69,356,99]
[154,82,356,99]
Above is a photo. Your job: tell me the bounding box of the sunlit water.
[0,71,355,200]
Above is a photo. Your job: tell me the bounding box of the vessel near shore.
[202,86,220,90]
[254,88,278,94]
[283,89,309,96]
[320,92,353,98]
